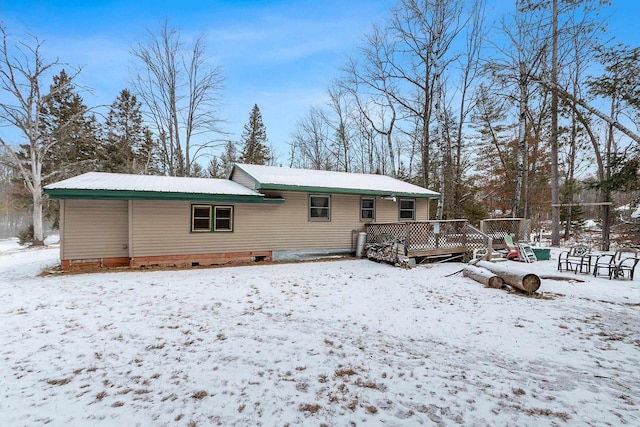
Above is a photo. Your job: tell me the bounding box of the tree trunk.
[31,179,45,246]
[514,65,527,218]
[386,131,396,178]
[422,111,430,188]
[550,0,561,246]
[435,71,445,219]
[463,265,504,289]
[473,260,541,293]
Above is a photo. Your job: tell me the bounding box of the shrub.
[17,224,35,246]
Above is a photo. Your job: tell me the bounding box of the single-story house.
[43,163,440,270]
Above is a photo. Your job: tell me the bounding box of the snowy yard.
[1,239,639,426]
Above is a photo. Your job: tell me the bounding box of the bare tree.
[0,25,85,245]
[450,0,485,218]
[342,25,399,177]
[485,8,547,218]
[289,107,333,170]
[131,21,224,176]
[325,84,354,172]
[350,106,377,173]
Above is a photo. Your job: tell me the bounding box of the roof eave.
[257,183,440,198]
[231,163,262,186]
[44,188,285,204]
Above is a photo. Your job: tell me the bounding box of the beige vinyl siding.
[229,168,256,189]
[373,198,430,222]
[130,192,432,257]
[416,198,430,220]
[62,199,129,260]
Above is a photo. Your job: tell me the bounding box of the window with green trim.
[214,206,233,231]
[309,195,330,221]
[360,197,375,221]
[399,198,415,220]
[192,205,212,232]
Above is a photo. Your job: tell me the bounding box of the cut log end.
[521,274,541,293]
[463,265,505,289]
[472,260,541,293]
[485,276,504,289]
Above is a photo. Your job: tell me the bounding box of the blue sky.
[1,0,639,164]
[0,0,394,162]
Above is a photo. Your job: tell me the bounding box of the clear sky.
[0,0,394,162]
[1,0,639,164]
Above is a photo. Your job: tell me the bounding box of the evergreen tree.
[137,129,161,175]
[239,104,270,165]
[100,89,149,174]
[220,141,238,176]
[206,156,224,178]
[189,162,207,178]
[37,70,99,228]
[40,69,99,181]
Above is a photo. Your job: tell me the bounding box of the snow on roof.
[235,163,440,197]
[44,172,263,197]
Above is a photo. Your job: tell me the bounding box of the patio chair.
[557,244,591,273]
[503,234,519,260]
[504,235,536,263]
[593,248,639,280]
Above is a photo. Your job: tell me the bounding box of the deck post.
[404,222,410,252]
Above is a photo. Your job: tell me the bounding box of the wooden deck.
[408,246,467,257]
[366,220,493,259]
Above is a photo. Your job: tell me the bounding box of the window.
[214,206,233,232]
[399,198,416,220]
[191,205,233,232]
[360,197,375,221]
[309,195,330,221]
[192,205,212,232]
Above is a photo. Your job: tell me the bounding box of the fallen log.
[463,265,504,289]
[472,260,541,293]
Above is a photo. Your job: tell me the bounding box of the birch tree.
[384,0,478,218]
[485,8,547,218]
[585,44,640,250]
[0,25,84,245]
[450,0,485,218]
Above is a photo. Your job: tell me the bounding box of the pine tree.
[189,162,207,178]
[40,70,99,181]
[220,141,238,176]
[137,129,161,175]
[206,156,224,178]
[239,104,270,165]
[37,70,99,228]
[101,89,149,174]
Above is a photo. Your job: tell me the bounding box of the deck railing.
[464,224,493,259]
[479,218,531,248]
[366,219,492,258]
[366,219,532,260]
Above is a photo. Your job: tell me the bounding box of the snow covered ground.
[1,239,638,426]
